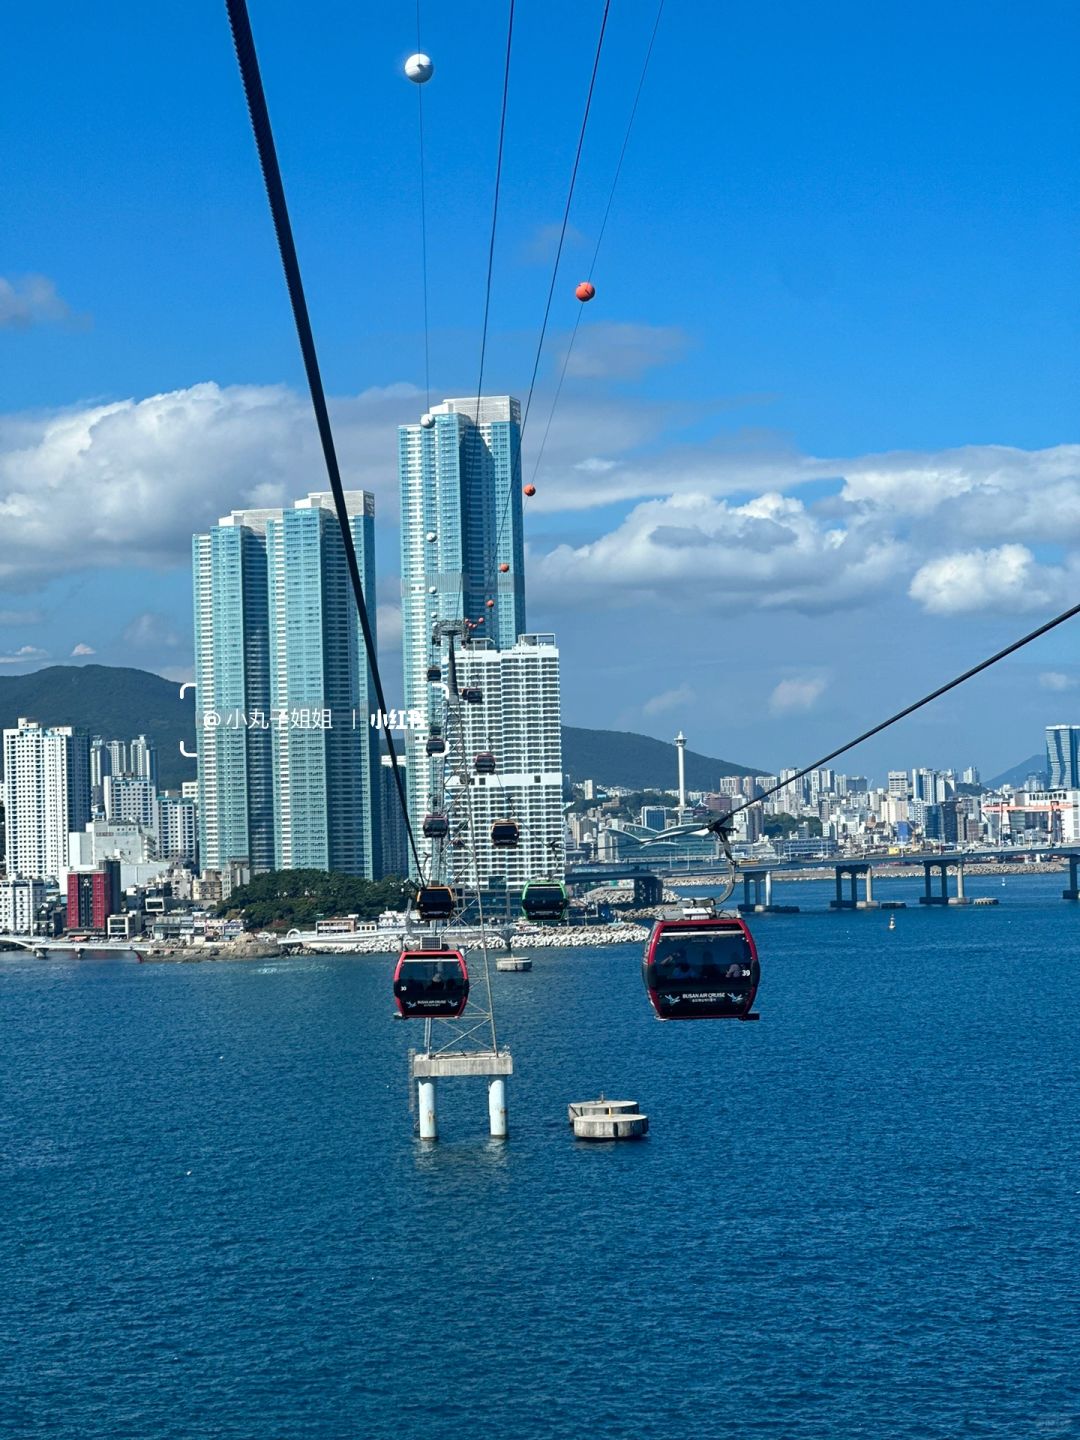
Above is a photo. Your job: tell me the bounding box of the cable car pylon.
[404,623,512,1142]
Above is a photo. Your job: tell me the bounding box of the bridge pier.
[738,867,798,914]
[830,862,879,910]
[1064,854,1080,900]
[919,858,970,906]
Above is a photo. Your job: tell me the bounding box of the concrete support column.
[488,1078,507,1139]
[864,868,874,904]
[764,870,773,908]
[923,864,932,902]
[418,1078,438,1141]
[941,865,948,902]
[835,870,843,908]
[850,871,858,907]
[955,865,965,901]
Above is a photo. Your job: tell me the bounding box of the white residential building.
[441,634,564,890]
[0,876,47,935]
[3,719,90,882]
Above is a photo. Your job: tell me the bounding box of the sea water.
[1,869,1078,1439]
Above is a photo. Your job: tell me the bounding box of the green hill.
[561,725,762,791]
[0,666,762,796]
[0,665,195,790]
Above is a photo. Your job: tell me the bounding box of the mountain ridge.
[0,665,763,795]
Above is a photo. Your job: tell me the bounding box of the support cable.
[224,0,424,877]
[473,0,516,421]
[718,599,1080,831]
[415,0,431,412]
[519,0,611,438]
[527,0,665,488]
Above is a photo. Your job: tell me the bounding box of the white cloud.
[70,642,95,656]
[532,491,908,614]
[0,609,43,625]
[377,603,403,648]
[0,644,48,665]
[0,274,78,330]
[123,612,184,650]
[562,323,690,380]
[642,684,695,717]
[1039,671,1077,692]
[0,381,422,587]
[769,677,826,714]
[908,544,1070,615]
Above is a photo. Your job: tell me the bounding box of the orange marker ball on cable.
[486,599,495,608]
[499,563,510,573]
[575,281,596,302]
[523,484,536,497]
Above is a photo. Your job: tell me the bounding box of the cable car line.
[716,596,1080,831]
[526,0,665,491]
[414,0,431,412]
[224,0,424,878]
[472,0,516,422]
[519,0,612,440]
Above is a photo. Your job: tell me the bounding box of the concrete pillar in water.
[764,870,773,907]
[488,1078,507,1139]
[864,867,874,904]
[955,865,965,901]
[418,1078,438,1140]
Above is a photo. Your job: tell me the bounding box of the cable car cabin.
[422,812,449,839]
[393,949,469,1019]
[460,687,483,703]
[491,819,520,849]
[642,917,760,1021]
[474,751,496,775]
[426,664,442,683]
[521,881,568,923]
[426,733,447,756]
[414,885,456,923]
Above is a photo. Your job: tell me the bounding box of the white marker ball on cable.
[405,53,434,84]
[425,531,437,543]
[420,413,435,428]
[428,585,437,594]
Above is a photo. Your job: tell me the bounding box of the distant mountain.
[561,725,761,791]
[0,665,195,791]
[0,666,762,798]
[987,753,1046,790]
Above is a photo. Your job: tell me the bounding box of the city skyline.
[2,2,1079,779]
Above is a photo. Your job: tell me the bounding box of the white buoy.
[405,53,434,84]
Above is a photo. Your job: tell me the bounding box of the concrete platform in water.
[568,1098,648,1141]
[496,955,532,971]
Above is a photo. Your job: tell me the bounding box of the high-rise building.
[2,718,90,881]
[193,492,380,877]
[67,859,122,932]
[443,635,564,889]
[129,735,158,785]
[158,795,198,867]
[1046,725,1080,790]
[399,396,526,829]
[104,775,159,844]
[888,770,911,801]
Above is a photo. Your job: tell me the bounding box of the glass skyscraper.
[193,492,380,877]
[399,396,527,833]
[1046,724,1080,790]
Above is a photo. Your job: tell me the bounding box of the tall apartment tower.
[1046,725,1080,790]
[447,635,565,889]
[193,492,380,877]
[2,718,91,881]
[399,397,526,827]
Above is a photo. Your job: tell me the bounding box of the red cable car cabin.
[642,917,760,1021]
[393,949,469,1018]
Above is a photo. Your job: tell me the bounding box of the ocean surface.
[2,869,1079,1439]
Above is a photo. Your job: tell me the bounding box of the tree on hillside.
[217,870,408,929]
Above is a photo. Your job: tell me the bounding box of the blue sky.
[2,0,1079,780]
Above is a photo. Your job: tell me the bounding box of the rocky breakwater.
[516,922,649,948]
[137,934,281,963]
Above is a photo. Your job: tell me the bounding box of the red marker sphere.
[575,281,596,302]
[485,598,495,608]
[523,484,536,497]
[499,563,510,573]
